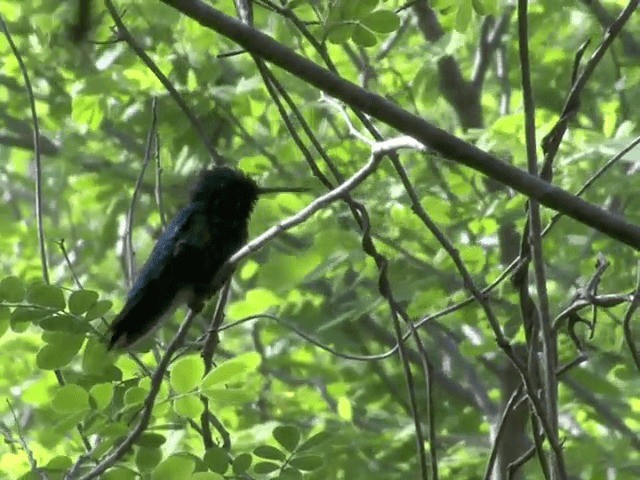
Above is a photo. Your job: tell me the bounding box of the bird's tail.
[108,285,189,350]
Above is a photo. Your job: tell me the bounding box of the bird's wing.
[108,202,206,349]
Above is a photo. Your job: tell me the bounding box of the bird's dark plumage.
[108,167,260,349]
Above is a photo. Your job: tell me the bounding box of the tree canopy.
[1,0,639,479]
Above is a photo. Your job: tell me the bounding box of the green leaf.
[170,354,204,394]
[289,454,324,471]
[72,94,105,130]
[136,447,163,472]
[152,455,195,480]
[0,306,9,338]
[471,0,487,15]
[173,395,204,418]
[279,467,303,480]
[136,433,167,448]
[90,383,114,410]
[232,453,252,475]
[361,10,400,34]
[273,425,300,452]
[85,300,112,320]
[124,386,148,406]
[253,461,279,474]
[0,276,25,302]
[200,352,260,389]
[191,473,224,480]
[82,338,111,375]
[52,384,90,413]
[254,445,286,461]
[455,1,472,32]
[45,456,72,471]
[102,468,136,480]
[298,431,332,451]
[36,335,85,370]
[40,313,89,333]
[26,283,66,310]
[352,24,377,47]
[11,307,50,327]
[68,290,99,315]
[326,23,354,44]
[201,388,255,406]
[204,447,229,474]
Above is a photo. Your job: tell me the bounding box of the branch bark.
[158,0,640,250]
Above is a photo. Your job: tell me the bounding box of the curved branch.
[159,0,640,250]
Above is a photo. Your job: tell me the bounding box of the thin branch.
[540,0,640,174]
[160,0,640,250]
[104,0,222,164]
[483,386,525,480]
[200,281,232,449]
[153,104,166,228]
[76,309,200,480]
[0,14,48,283]
[623,262,640,370]
[6,401,46,480]
[517,1,563,476]
[125,97,158,287]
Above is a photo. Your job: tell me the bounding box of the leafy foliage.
[0,0,640,479]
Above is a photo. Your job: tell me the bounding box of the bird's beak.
[257,186,309,195]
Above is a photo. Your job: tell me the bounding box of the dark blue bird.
[108,166,301,350]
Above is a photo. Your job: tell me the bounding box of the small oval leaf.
[361,10,400,34]
[201,352,260,389]
[298,431,332,451]
[254,445,286,462]
[273,425,300,452]
[289,454,324,471]
[69,290,99,315]
[204,447,229,474]
[0,276,25,302]
[27,283,66,310]
[52,384,90,413]
[173,396,205,418]
[170,355,204,394]
[253,461,279,474]
[232,453,252,474]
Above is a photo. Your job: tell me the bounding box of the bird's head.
[191,166,306,220]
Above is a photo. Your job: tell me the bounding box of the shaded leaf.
[254,445,286,462]
[52,384,90,413]
[289,454,324,471]
[27,283,65,310]
[361,10,400,34]
[0,276,25,302]
[273,425,300,452]
[204,447,229,474]
[232,453,252,474]
[68,290,99,315]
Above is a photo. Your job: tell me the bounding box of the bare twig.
[0,14,48,283]
[623,263,640,370]
[483,386,525,480]
[6,401,46,480]
[517,1,563,476]
[152,103,166,228]
[124,97,158,287]
[199,281,232,449]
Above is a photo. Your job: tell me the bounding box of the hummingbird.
[108,166,304,350]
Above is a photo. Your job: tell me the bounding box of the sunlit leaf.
[170,354,204,394]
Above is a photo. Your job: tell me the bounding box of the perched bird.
[108,166,302,349]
